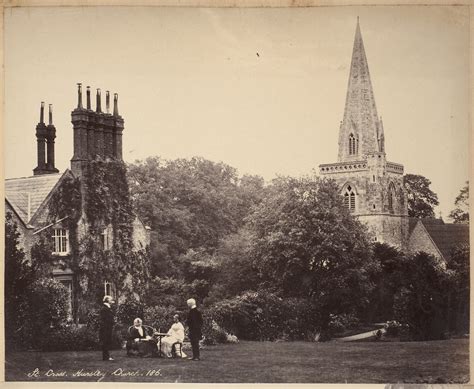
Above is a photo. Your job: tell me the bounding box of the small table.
[153,333,169,357]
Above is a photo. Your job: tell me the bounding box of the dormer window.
[52,228,69,255]
[343,185,357,212]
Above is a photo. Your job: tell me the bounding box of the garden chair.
[127,325,156,357]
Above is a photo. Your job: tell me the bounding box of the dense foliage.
[5,213,35,350]
[5,153,468,350]
[128,156,265,277]
[403,174,439,218]
[449,181,469,224]
[246,176,378,330]
[46,160,151,322]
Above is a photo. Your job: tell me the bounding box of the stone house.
[5,87,150,321]
[319,19,469,261]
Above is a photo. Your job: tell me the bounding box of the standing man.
[186,298,203,361]
[100,295,115,361]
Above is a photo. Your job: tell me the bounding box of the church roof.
[421,219,470,260]
[5,171,68,226]
[340,19,382,159]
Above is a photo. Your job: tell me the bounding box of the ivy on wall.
[41,159,150,323]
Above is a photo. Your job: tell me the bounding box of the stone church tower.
[319,19,409,249]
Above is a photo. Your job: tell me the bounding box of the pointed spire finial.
[113,93,119,116]
[40,101,45,123]
[106,91,110,114]
[48,104,53,125]
[96,88,102,113]
[86,86,91,110]
[77,83,83,109]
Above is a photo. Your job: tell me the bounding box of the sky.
[4,6,470,220]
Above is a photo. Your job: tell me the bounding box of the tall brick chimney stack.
[71,83,124,176]
[45,104,59,173]
[33,102,48,175]
[113,93,124,160]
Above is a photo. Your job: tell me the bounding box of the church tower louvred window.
[344,185,356,211]
[348,134,357,155]
[388,183,396,214]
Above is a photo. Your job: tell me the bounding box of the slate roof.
[5,172,65,225]
[421,218,470,260]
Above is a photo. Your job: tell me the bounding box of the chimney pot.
[106,91,110,114]
[96,88,102,113]
[86,86,91,110]
[48,104,53,125]
[113,93,119,116]
[40,101,45,123]
[77,83,83,109]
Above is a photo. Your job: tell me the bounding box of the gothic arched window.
[348,133,356,155]
[343,185,357,212]
[388,183,396,214]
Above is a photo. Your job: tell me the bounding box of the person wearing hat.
[100,295,115,361]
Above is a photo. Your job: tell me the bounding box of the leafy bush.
[115,299,146,326]
[384,320,402,337]
[393,253,447,340]
[25,278,69,348]
[36,325,98,351]
[327,313,360,336]
[143,305,184,333]
[201,316,229,345]
[206,291,321,341]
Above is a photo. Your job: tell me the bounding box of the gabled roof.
[5,171,72,226]
[421,219,470,260]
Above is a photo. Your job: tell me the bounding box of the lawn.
[5,339,469,383]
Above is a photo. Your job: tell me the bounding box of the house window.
[104,281,116,299]
[343,185,356,212]
[52,228,69,255]
[100,228,111,251]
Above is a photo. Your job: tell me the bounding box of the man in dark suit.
[186,298,203,361]
[99,295,115,361]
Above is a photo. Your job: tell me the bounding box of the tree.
[445,245,469,333]
[4,213,34,350]
[449,181,469,224]
[128,156,266,276]
[403,174,439,218]
[393,252,447,340]
[367,243,406,322]
[207,228,261,303]
[246,176,377,330]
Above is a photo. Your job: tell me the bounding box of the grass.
[5,339,469,383]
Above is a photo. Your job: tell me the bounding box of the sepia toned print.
[3,5,470,384]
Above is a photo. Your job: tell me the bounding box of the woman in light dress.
[160,314,187,358]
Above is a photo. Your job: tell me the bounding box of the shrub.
[327,313,360,336]
[24,278,69,349]
[384,320,402,337]
[143,305,184,333]
[201,317,229,345]
[36,325,98,351]
[115,299,146,326]
[205,291,321,341]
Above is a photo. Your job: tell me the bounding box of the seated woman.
[127,318,154,357]
[159,314,187,358]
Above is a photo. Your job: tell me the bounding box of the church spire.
[338,19,383,161]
